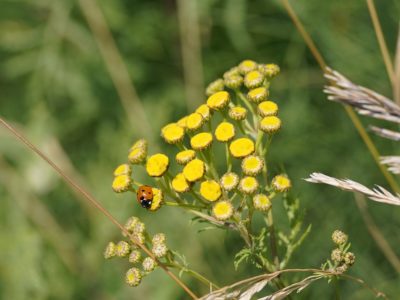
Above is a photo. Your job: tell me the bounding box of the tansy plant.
[108,60,311,289]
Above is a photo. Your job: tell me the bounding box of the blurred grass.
[1,0,400,299]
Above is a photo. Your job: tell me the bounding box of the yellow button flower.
[161,123,184,144]
[176,149,196,165]
[224,75,243,89]
[146,154,169,177]
[186,112,204,131]
[128,139,147,164]
[112,175,132,193]
[244,70,265,89]
[215,122,235,142]
[258,101,278,117]
[200,180,222,202]
[113,164,132,176]
[190,132,213,151]
[172,173,190,193]
[206,91,230,110]
[238,59,257,74]
[116,241,130,257]
[272,174,291,192]
[248,87,268,103]
[149,188,163,211]
[212,200,234,220]
[183,158,205,182]
[242,155,264,176]
[220,172,239,191]
[126,268,142,287]
[177,116,188,129]
[253,194,271,211]
[206,78,225,96]
[229,138,255,158]
[260,116,281,133]
[259,63,280,78]
[229,106,247,121]
[239,176,259,194]
[195,104,211,121]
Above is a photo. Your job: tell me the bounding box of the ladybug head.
[140,199,152,209]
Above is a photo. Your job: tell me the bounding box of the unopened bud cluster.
[325,230,355,274]
[103,216,170,287]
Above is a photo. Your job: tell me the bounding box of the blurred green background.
[1,0,400,299]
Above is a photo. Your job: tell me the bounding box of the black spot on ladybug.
[140,196,144,200]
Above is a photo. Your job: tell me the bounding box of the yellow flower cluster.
[110,59,290,220]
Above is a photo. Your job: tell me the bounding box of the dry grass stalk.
[306,173,400,206]
[369,126,400,141]
[380,156,400,175]
[324,68,400,124]
[257,274,323,300]
[394,26,400,104]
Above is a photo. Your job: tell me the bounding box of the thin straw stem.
[0,117,198,300]
[366,0,395,85]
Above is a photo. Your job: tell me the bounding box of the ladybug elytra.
[136,185,153,209]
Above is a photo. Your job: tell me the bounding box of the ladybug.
[136,185,153,209]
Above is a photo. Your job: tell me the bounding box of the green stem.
[225,143,232,172]
[165,262,220,290]
[165,201,205,210]
[264,210,280,270]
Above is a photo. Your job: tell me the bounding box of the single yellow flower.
[161,123,185,144]
[223,66,240,78]
[238,59,257,74]
[272,174,291,192]
[149,188,163,211]
[128,139,147,164]
[229,138,255,158]
[190,132,213,151]
[112,175,132,193]
[239,176,259,194]
[215,121,235,142]
[186,112,204,131]
[206,78,224,96]
[113,164,132,177]
[176,149,196,165]
[258,101,278,117]
[104,242,116,259]
[142,257,157,272]
[116,241,130,257]
[212,200,234,220]
[183,158,205,182]
[128,250,141,263]
[242,155,264,176]
[244,70,265,89]
[195,104,211,121]
[146,154,169,177]
[229,106,247,121]
[124,216,139,232]
[172,173,191,193]
[200,180,222,202]
[260,116,281,133]
[253,194,271,211]
[152,233,166,245]
[126,267,141,287]
[206,91,230,111]
[152,243,168,258]
[220,172,239,191]
[224,75,243,89]
[177,116,188,129]
[248,87,269,103]
[129,139,147,152]
[259,63,280,78]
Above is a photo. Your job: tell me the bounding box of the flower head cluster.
[323,230,356,274]
[104,216,171,287]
